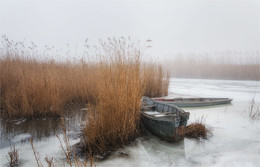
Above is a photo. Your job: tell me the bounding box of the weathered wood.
[141,97,190,142]
[141,105,156,108]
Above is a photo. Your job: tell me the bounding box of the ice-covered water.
[1,78,260,167]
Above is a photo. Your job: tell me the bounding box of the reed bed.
[82,38,169,156]
[0,57,96,118]
[164,51,260,80]
[81,39,144,156]
[142,64,170,97]
[1,37,170,157]
[0,37,169,119]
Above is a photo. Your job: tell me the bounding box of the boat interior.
[142,97,184,117]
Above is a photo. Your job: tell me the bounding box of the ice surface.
[1,78,260,167]
[11,133,31,143]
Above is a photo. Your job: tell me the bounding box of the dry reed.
[31,138,43,167]
[185,116,212,139]
[31,137,94,167]
[82,38,144,156]
[1,36,170,158]
[0,56,96,118]
[248,98,260,120]
[0,37,169,119]
[30,117,94,167]
[44,156,55,167]
[81,38,170,156]
[56,117,95,167]
[164,51,260,80]
[142,64,170,97]
[6,145,19,167]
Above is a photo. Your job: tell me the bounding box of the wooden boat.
[152,97,233,107]
[141,97,190,142]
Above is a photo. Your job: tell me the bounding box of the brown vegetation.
[0,37,169,119]
[81,38,169,156]
[81,40,143,156]
[31,138,43,167]
[0,56,97,118]
[185,123,208,139]
[1,37,170,158]
[7,145,19,167]
[143,64,170,97]
[164,51,260,80]
[31,136,94,167]
[185,116,212,139]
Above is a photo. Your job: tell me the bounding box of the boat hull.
[141,114,186,142]
[141,97,190,142]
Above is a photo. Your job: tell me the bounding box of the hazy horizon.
[1,0,259,61]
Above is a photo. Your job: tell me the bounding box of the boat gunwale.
[141,97,189,122]
[141,110,187,121]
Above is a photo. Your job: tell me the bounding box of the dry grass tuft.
[185,123,208,139]
[7,145,19,167]
[185,116,212,139]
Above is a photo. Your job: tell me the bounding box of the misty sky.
[0,0,259,58]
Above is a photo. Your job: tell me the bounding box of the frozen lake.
[1,78,260,167]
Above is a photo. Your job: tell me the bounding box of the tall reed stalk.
[82,38,145,155]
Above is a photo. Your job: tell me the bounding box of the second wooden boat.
[152,97,233,107]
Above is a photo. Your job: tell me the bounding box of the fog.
[1,1,260,166]
[1,0,259,60]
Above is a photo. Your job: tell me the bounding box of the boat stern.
[172,126,186,141]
